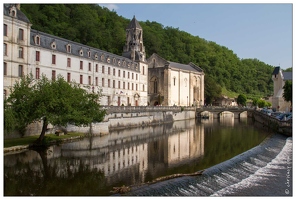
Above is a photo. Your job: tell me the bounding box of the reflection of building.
[147,53,204,106]
[271,67,292,112]
[148,120,204,177]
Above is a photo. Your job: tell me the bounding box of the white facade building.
[4,4,148,106]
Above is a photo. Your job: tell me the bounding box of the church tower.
[123,16,146,62]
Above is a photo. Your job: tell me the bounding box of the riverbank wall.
[4,106,196,139]
[248,110,292,136]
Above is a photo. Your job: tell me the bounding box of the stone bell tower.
[122,16,146,62]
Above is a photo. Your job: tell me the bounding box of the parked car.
[261,108,273,116]
[276,112,292,121]
[271,112,283,118]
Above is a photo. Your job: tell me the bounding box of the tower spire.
[122,16,146,62]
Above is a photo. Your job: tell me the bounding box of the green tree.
[283,80,292,104]
[237,94,247,106]
[4,74,106,145]
[204,75,222,105]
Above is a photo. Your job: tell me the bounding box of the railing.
[102,106,196,114]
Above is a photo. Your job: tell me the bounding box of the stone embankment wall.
[249,110,292,136]
[5,106,196,139]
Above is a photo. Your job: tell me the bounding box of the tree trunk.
[35,117,48,145]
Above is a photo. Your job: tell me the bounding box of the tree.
[283,80,292,104]
[237,94,247,106]
[204,75,222,105]
[4,74,106,145]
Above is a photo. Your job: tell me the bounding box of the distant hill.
[21,4,274,99]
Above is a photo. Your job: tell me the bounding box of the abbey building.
[3,4,204,107]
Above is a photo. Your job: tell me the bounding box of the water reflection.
[4,117,271,196]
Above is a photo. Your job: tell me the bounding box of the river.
[4,117,292,196]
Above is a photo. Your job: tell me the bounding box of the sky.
[98,1,293,69]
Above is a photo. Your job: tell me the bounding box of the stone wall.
[5,106,196,139]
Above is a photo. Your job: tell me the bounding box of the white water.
[127,134,292,196]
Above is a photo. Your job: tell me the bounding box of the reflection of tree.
[4,148,110,196]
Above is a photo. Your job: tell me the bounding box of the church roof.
[127,16,142,29]
[272,66,292,81]
[168,61,203,73]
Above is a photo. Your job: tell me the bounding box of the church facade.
[271,66,292,112]
[4,4,204,107]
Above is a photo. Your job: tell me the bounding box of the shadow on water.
[4,117,277,196]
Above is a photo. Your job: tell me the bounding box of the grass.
[4,132,85,148]
[221,87,239,98]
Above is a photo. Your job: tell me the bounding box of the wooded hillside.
[21,4,275,99]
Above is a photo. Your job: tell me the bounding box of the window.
[132,73,134,79]
[136,84,138,91]
[113,80,115,88]
[18,65,23,77]
[173,77,176,86]
[88,63,91,71]
[80,61,83,70]
[118,70,121,77]
[123,82,125,89]
[96,64,98,72]
[128,72,130,79]
[136,74,138,80]
[52,70,56,81]
[35,35,40,45]
[36,68,40,79]
[102,65,105,73]
[19,28,24,41]
[67,58,71,67]
[132,83,134,90]
[4,24,7,36]
[88,51,91,58]
[95,77,98,86]
[102,78,105,87]
[118,81,120,89]
[108,67,110,75]
[66,44,71,53]
[108,79,110,87]
[4,62,7,75]
[143,84,145,91]
[67,73,71,82]
[52,54,56,64]
[123,71,125,78]
[4,43,7,56]
[80,75,83,84]
[113,68,115,76]
[154,79,158,93]
[128,82,130,90]
[19,47,23,58]
[142,66,145,75]
[35,51,40,61]
[88,76,91,85]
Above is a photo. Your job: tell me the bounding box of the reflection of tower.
[122,16,146,62]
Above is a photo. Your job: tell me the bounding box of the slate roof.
[3,4,30,23]
[127,16,142,29]
[30,29,139,72]
[168,61,203,73]
[272,66,292,81]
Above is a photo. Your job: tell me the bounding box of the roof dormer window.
[10,7,17,17]
[34,35,40,45]
[95,53,98,60]
[79,48,83,56]
[66,44,71,53]
[51,41,56,49]
[88,51,91,58]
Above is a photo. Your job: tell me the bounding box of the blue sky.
[99,2,293,69]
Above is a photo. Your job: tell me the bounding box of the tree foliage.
[4,74,106,144]
[21,4,276,99]
[237,94,247,106]
[283,80,292,103]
